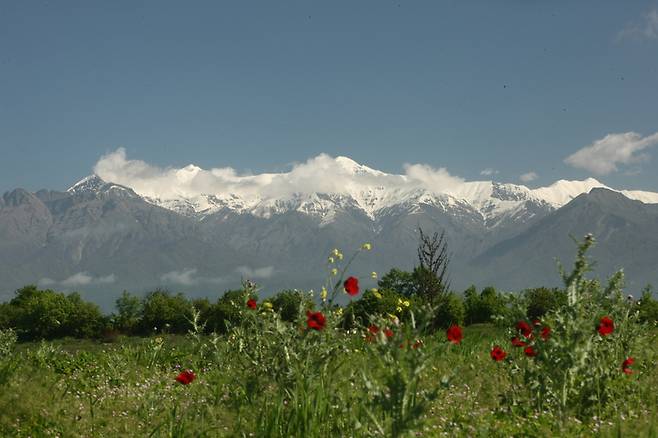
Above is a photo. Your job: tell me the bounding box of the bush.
[344,288,417,328]
[464,286,507,325]
[5,285,104,340]
[204,289,250,334]
[433,293,465,328]
[138,289,193,334]
[114,291,143,334]
[269,289,314,323]
[524,287,567,320]
[636,286,658,324]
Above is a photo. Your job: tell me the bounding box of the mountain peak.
[67,175,106,194]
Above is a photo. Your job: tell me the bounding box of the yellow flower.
[396,306,403,313]
[331,268,338,276]
[397,298,403,305]
[403,300,410,307]
[263,302,273,310]
[321,287,328,301]
[332,248,340,256]
[371,271,377,279]
[373,291,383,299]
[335,308,343,316]
[328,257,335,264]
[337,252,343,260]
[361,243,372,251]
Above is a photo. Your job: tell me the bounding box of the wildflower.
[412,340,423,349]
[403,300,410,307]
[446,325,463,344]
[337,252,343,260]
[490,346,507,361]
[344,276,360,296]
[372,290,382,299]
[371,271,377,279]
[368,325,380,334]
[332,248,340,256]
[622,357,634,375]
[246,298,257,310]
[331,268,338,276]
[516,320,533,338]
[540,326,551,341]
[263,301,273,310]
[384,328,394,338]
[361,243,372,251]
[175,369,196,385]
[328,257,335,264]
[320,287,328,301]
[396,306,403,313]
[306,310,326,331]
[524,346,538,357]
[597,316,614,336]
[511,337,527,347]
[335,308,343,317]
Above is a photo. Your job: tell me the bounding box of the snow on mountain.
[71,156,658,226]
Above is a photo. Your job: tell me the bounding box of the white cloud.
[160,268,225,286]
[235,266,275,280]
[480,168,499,176]
[564,132,658,175]
[520,171,538,182]
[38,278,56,287]
[59,272,116,287]
[618,9,658,41]
[92,148,466,201]
[161,268,200,286]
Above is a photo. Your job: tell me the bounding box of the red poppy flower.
[344,276,360,296]
[597,316,614,336]
[175,369,196,385]
[306,310,326,331]
[246,298,257,310]
[524,346,537,357]
[622,357,634,375]
[540,326,551,341]
[368,325,379,334]
[511,336,527,347]
[446,325,463,344]
[490,346,507,361]
[516,320,533,338]
[384,328,394,338]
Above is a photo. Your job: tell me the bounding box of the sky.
[1,0,658,195]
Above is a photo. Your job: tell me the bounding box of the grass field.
[1,321,656,437]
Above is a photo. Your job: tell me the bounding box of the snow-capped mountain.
[69,155,658,228]
[3,157,658,310]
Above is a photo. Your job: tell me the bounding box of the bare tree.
[415,227,451,304]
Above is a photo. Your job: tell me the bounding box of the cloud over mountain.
[93,148,465,201]
[564,132,658,175]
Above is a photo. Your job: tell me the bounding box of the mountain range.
[2,156,658,310]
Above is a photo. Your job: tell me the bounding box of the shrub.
[114,291,143,334]
[139,289,193,334]
[433,292,465,328]
[6,286,104,340]
[636,286,658,324]
[464,286,507,325]
[524,287,567,320]
[204,289,250,334]
[268,289,314,323]
[344,288,416,328]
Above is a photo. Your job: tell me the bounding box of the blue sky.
[1,0,658,194]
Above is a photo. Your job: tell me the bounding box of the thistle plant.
[496,234,644,421]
